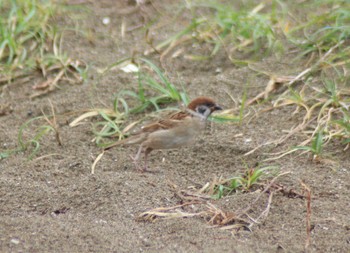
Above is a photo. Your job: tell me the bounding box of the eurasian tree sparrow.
[105,97,222,171]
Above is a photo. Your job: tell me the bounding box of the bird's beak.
[212,105,223,111]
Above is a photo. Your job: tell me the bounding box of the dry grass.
[137,171,303,233]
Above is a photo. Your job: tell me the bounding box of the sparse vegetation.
[146,0,350,159]
[146,1,281,63]
[71,57,237,148]
[210,166,278,199]
[4,0,349,160]
[70,57,189,147]
[0,0,87,92]
[1,1,350,251]
[0,0,55,72]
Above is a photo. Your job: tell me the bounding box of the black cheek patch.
[198,107,207,115]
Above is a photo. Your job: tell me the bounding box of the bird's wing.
[103,111,191,150]
[141,111,190,132]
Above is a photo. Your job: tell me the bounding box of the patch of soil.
[1,1,349,252]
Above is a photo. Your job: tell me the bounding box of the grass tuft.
[0,0,87,90]
[210,166,278,200]
[146,1,280,63]
[0,0,55,73]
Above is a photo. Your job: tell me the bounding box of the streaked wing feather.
[140,111,190,133]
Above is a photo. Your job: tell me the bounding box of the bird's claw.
[129,155,149,173]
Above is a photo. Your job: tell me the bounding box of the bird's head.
[187,96,222,119]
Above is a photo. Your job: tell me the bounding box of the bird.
[104,96,222,172]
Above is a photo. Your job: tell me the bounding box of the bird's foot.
[129,154,142,171]
[129,155,154,173]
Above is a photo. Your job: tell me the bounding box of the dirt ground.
[1,1,349,252]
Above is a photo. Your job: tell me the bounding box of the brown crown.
[187,96,217,111]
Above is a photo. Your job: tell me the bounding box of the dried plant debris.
[137,171,306,233]
[31,59,87,98]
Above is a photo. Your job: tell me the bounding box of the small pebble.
[10,239,20,245]
[102,17,110,25]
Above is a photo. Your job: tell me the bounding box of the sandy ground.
[1,1,349,252]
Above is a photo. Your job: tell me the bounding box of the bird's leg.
[142,147,153,172]
[129,144,144,171]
